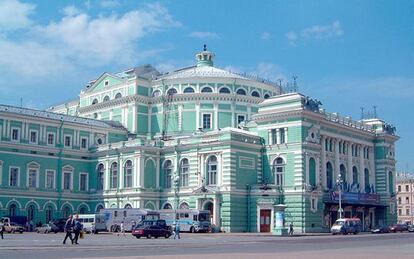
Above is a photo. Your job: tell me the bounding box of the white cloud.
[188,31,219,39]
[286,20,343,45]
[261,32,271,40]
[0,0,35,31]
[100,0,120,8]
[0,2,180,79]
[62,5,81,17]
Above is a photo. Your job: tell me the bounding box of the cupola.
[196,44,215,67]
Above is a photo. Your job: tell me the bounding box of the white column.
[335,139,340,183]
[316,156,321,186]
[321,136,327,188]
[132,105,137,133]
[178,104,183,132]
[156,155,160,188]
[135,155,141,188]
[231,102,235,128]
[369,147,375,189]
[214,103,218,130]
[119,156,124,189]
[305,153,309,185]
[104,159,110,190]
[359,145,365,190]
[268,129,273,145]
[276,129,281,144]
[284,127,288,143]
[219,153,223,186]
[213,197,220,227]
[347,143,353,185]
[195,103,200,129]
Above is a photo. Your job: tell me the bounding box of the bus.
[77,214,107,234]
[158,209,211,233]
[100,209,159,232]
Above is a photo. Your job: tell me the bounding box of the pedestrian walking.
[289,222,294,236]
[62,215,74,244]
[72,215,83,245]
[119,221,125,236]
[173,222,180,239]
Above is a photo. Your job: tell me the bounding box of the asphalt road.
[0,232,413,259]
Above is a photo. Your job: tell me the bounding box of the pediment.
[192,185,218,194]
[84,73,125,93]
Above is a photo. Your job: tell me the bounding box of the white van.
[77,214,106,234]
[100,209,159,232]
[158,209,211,233]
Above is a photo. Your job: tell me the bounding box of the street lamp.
[336,173,344,219]
[173,173,180,220]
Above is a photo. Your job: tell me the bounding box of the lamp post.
[173,172,180,220]
[336,173,344,219]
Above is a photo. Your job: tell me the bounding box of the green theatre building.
[0,47,399,233]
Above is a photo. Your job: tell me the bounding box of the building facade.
[396,173,414,224]
[0,47,399,232]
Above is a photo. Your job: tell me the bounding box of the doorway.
[260,210,271,232]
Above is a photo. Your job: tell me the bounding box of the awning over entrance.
[323,191,385,207]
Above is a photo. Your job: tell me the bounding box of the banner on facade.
[329,191,380,205]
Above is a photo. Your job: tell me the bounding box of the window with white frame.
[11,128,20,142]
[124,160,133,188]
[273,157,285,186]
[279,128,286,144]
[237,115,246,126]
[63,169,73,190]
[9,167,19,187]
[29,130,38,144]
[97,163,104,190]
[110,162,118,189]
[45,170,55,189]
[80,173,88,191]
[80,137,88,150]
[180,158,189,187]
[207,156,218,186]
[202,114,212,129]
[64,135,72,147]
[47,133,55,146]
[164,160,172,188]
[27,166,38,188]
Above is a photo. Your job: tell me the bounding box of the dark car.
[136,220,170,231]
[389,224,408,233]
[49,219,66,232]
[132,225,171,239]
[371,225,390,234]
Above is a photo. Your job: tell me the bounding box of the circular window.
[97,138,103,145]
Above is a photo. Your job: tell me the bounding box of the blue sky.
[0,0,413,172]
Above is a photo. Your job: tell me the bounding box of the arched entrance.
[45,206,53,223]
[203,200,214,224]
[9,204,18,216]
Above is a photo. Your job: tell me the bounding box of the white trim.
[10,127,20,142]
[26,165,39,188]
[80,136,89,150]
[8,166,20,187]
[201,112,213,129]
[47,132,56,146]
[24,200,41,210]
[79,172,89,191]
[29,129,39,144]
[43,200,58,210]
[60,201,75,212]
[45,169,56,189]
[62,168,73,191]
[77,202,91,213]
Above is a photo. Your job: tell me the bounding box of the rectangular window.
[46,170,55,189]
[271,129,276,145]
[406,209,410,216]
[406,185,409,192]
[398,209,402,216]
[11,128,20,142]
[9,167,19,187]
[406,197,410,204]
[237,115,246,126]
[202,114,211,129]
[398,197,402,204]
[398,185,402,192]
[28,169,37,188]
[81,137,88,149]
[279,128,285,144]
[63,171,72,190]
[64,136,72,147]
[47,133,55,146]
[80,173,88,191]
[30,130,38,144]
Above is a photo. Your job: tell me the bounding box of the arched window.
[124,204,132,209]
[219,87,231,94]
[62,206,71,218]
[45,206,53,223]
[388,171,394,194]
[110,162,118,189]
[103,96,110,102]
[180,158,189,187]
[92,98,98,105]
[179,202,189,209]
[309,158,316,186]
[27,204,35,221]
[273,157,285,186]
[97,163,104,190]
[201,87,213,93]
[96,204,104,213]
[352,166,358,184]
[152,90,161,97]
[339,164,346,182]
[115,93,122,99]
[183,87,195,93]
[9,204,17,216]
[124,160,133,188]
[264,94,270,99]
[164,160,172,188]
[207,156,218,186]
[251,91,260,98]
[236,88,246,95]
[364,169,370,189]
[167,88,177,96]
[163,203,172,209]
[326,162,333,189]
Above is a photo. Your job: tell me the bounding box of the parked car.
[135,220,170,231]
[389,224,408,233]
[371,225,390,234]
[4,222,25,233]
[408,225,414,232]
[49,219,66,232]
[131,225,171,239]
[36,224,59,234]
[331,218,362,235]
